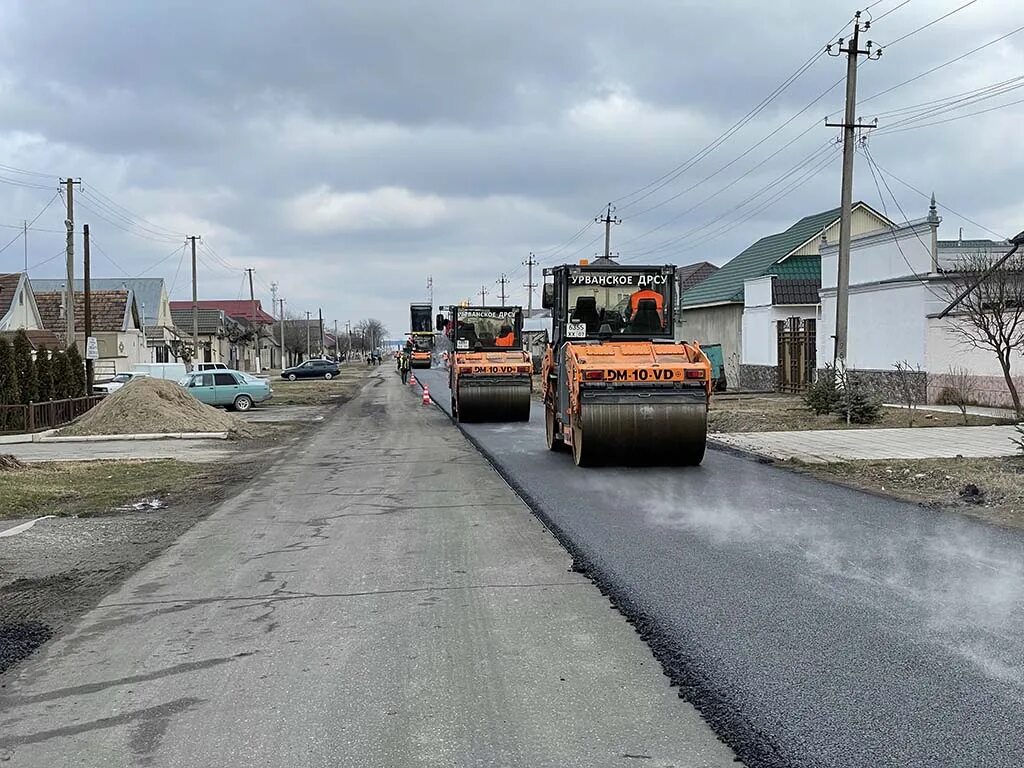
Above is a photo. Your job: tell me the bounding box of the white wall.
[744,276,773,308]
[926,316,1024,407]
[7,283,40,329]
[820,282,934,370]
[743,305,818,366]
[820,225,933,291]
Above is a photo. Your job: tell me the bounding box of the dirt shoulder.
[268,364,371,406]
[710,393,1012,433]
[786,455,1024,529]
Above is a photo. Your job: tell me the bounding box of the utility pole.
[334,319,339,361]
[245,267,259,372]
[596,203,621,261]
[270,282,279,369]
[305,310,311,359]
[346,320,352,357]
[279,298,287,368]
[427,275,433,306]
[523,252,539,315]
[826,12,880,371]
[62,178,81,346]
[496,274,509,307]
[186,236,201,368]
[83,224,93,393]
[480,286,489,305]
[318,307,324,357]
[23,220,27,273]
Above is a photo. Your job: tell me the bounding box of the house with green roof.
[677,202,891,389]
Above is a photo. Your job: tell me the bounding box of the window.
[196,373,215,387]
[214,372,237,385]
[452,310,520,351]
[564,269,672,337]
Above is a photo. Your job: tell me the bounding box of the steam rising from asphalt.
[579,471,1024,689]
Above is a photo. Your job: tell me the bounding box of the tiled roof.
[32,278,166,325]
[170,307,233,336]
[169,300,275,324]
[772,278,820,305]
[35,290,134,336]
[0,273,23,320]
[676,262,719,293]
[680,205,858,307]
[769,255,820,281]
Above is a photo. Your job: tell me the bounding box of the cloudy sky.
[0,0,1021,337]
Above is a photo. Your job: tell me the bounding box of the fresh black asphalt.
[416,368,1024,768]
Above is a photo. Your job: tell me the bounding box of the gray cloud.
[0,0,1021,336]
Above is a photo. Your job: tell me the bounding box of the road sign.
[85,336,99,360]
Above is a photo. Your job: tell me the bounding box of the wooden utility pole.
[62,178,81,346]
[596,203,621,261]
[523,252,538,315]
[825,12,879,370]
[83,224,93,393]
[496,274,509,307]
[186,235,201,368]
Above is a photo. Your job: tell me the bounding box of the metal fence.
[0,395,105,435]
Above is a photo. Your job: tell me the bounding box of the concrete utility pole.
[62,178,81,346]
[279,298,287,368]
[23,220,27,273]
[825,12,879,370]
[305,310,311,359]
[496,274,509,307]
[523,252,538,315]
[83,224,93,393]
[246,267,259,372]
[427,275,433,306]
[318,307,324,357]
[270,282,279,369]
[480,286,489,305]
[596,203,621,261]
[334,319,339,360]
[186,235,201,368]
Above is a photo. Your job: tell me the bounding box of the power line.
[872,0,913,22]
[868,74,1024,118]
[27,249,67,271]
[136,243,187,277]
[860,24,1024,105]
[86,234,131,276]
[80,184,187,239]
[79,189,185,242]
[168,245,188,297]
[873,94,1024,135]
[866,152,1007,240]
[878,0,979,49]
[74,197,181,244]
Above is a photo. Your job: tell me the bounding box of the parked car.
[183,369,273,411]
[132,362,188,382]
[196,362,230,372]
[281,359,340,381]
[93,371,150,394]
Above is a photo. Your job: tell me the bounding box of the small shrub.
[1012,424,1024,455]
[805,365,840,415]
[831,368,882,424]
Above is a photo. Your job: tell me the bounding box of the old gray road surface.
[0,370,736,768]
[418,368,1024,768]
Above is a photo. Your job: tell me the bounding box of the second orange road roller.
[437,305,532,422]
[540,260,712,467]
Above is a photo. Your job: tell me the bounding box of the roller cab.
[438,305,531,422]
[409,302,435,368]
[540,261,711,467]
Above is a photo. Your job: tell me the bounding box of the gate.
[776,317,816,392]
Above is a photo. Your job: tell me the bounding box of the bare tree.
[892,360,923,426]
[354,318,388,353]
[942,251,1024,417]
[937,364,977,425]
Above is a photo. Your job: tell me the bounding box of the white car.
[93,371,151,394]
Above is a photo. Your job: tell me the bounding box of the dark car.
[281,359,340,381]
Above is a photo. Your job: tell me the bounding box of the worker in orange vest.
[626,287,665,327]
[495,325,516,347]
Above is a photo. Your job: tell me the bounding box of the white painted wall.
[790,206,889,257]
[5,282,41,330]
[926,316,1024,407]
[743,304,818,366]
[820,225,933,291]
[820,282,942,370]
[744,275,773,308]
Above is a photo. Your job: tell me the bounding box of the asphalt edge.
[417,374,784,768]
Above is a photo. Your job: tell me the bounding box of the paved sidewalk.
[711,424,1022,463]
[883,402,1018,419]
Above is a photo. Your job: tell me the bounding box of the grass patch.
[797,456,1024,528]
[268,365,370,406]
[0,459,225,519]
[710,394,1013,433]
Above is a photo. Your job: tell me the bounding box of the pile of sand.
[60,377,254,438]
